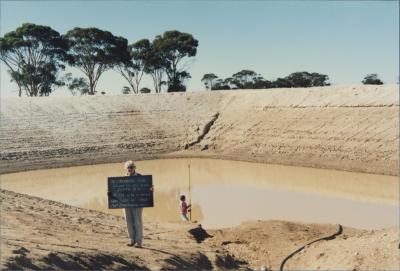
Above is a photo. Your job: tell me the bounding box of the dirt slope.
[1,85,398,175]
[207,221,399,270]
[1,190,399,270]
[0,189,242,270]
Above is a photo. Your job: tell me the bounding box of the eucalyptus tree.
[309,72,330,86]
[0,23,68,96]
[64,27,129,95]
[212,79,231,90]
[62,73,90,96]
[253,77,272,89]
[362,74,383,85]
[270,72,330,88]
[168,70,191,92]
[272,77,293,88]
[285,71,330,87]
[115,39,152,94]
[144,43,166,93]
[223,77,236,89]
[140,87,151,94]
[153,30,198,92]
[231,70,260,89]
[201,73,218,90]
[121,86,131,94]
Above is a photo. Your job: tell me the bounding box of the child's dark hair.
[180,195,186,201]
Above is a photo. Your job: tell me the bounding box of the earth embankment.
[1,85,398,175]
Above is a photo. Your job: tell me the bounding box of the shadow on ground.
[4,247,149,271]
[5,245,248,270]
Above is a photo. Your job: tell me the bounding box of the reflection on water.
[194,184,397,229]
[1,158,398,229]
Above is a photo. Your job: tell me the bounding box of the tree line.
[201,71,385,91]
[201,70,330,90]
[0,23,387,97]
[0,23,198,96]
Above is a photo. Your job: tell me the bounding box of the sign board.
[107,175,153,209]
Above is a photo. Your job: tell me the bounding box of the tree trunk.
[135,79,140,94]
[89,77,95,95]
[129,82,136,94]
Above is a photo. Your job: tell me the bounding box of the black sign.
[108,175,154,209]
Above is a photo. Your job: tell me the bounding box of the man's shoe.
[126,242,135,247]
[134,243,142,248]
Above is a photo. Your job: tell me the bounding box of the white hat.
[124,160,136,169]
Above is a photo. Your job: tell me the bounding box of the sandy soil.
[1,85,398,175]
[1,189,399,270]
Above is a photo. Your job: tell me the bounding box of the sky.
[0,0,399,96]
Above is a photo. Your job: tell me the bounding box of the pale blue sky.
[1,1,398,96]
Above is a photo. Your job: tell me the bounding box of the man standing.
[123,160,143,247]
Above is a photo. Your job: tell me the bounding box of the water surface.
[1,158,398,229]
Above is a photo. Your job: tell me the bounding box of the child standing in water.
[179,195,191,221]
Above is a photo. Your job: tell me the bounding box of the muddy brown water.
[1,158,398,229]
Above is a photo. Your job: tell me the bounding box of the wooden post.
[188,163,192,221]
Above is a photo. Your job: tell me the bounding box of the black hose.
[279,224,343,271]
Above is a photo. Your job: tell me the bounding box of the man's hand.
[149,186,154,192]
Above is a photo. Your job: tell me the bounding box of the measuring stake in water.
[188,163,192,221]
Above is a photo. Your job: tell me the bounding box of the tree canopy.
[284,71,330,88]
[232,70,258,88]
[63,73,90,96]
[201,73,218,90]
[144,40,166,93]
[153,30,198,92]
[207,70,330,90]
[0,23,68,96]
[362,74,383,85]
[1,23,348,97]
[64,27,129,95]
[140,87,151,94]
[115,38,152,94]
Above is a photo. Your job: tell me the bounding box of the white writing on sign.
[108,175,153,209]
